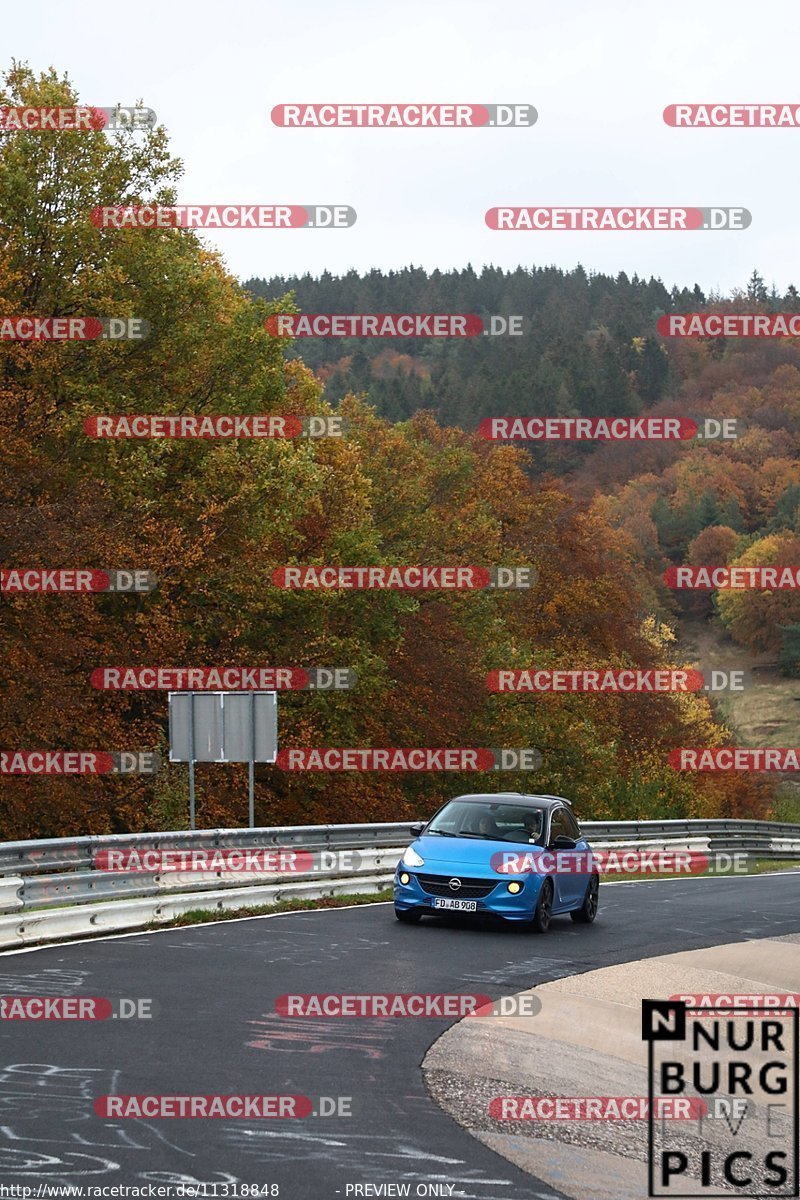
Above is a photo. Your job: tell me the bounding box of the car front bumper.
[393,865,543,921]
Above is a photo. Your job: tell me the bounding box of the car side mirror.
[409,821,426,836]
[550,834,577,850]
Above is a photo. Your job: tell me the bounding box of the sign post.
[188,692,196,830]
[168,691,278,829]
[249,691,256,828]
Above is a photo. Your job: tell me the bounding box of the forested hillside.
[252,267,800,680]
[247,266,799,432]
[0,66,786,838]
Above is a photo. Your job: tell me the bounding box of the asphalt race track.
[1,872,799,1199]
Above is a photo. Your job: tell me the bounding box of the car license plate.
[433,897,477,911]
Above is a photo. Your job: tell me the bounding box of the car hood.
[410,834,545,875]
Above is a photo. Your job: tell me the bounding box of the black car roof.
[450,793,570,809]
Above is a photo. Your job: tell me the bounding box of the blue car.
[393,792,599,932]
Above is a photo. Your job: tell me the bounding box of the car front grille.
[416,873,500,899]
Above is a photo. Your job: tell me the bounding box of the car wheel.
[529,879,553,933]
[570,873,599,924]
[395,906,422,924]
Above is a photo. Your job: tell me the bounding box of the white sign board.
[168,691,277,764]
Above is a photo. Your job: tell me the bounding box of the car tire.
[529,879,553,933]
[570,873,599,924]
[395,906,422,924]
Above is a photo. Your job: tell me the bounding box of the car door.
[547,805,584,907]
[563,805,592,906]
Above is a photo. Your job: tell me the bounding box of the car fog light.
[507,880,522,894]
[399,872,411,885]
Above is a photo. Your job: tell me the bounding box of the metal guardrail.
[0,818,798,951]
[0,821,416,876]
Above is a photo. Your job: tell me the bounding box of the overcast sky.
[6,0,800,293]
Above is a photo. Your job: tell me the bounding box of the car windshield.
[426,800,545,844]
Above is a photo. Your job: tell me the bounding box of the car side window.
[549,807,570,843]
[562,808,581,839]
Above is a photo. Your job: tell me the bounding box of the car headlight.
[402,845,425,867]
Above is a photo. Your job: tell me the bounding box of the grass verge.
[151,888,395,929]
[147,861,800,930]
[602,859,800,884]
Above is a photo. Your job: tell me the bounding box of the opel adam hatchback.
[393,793,599,932]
